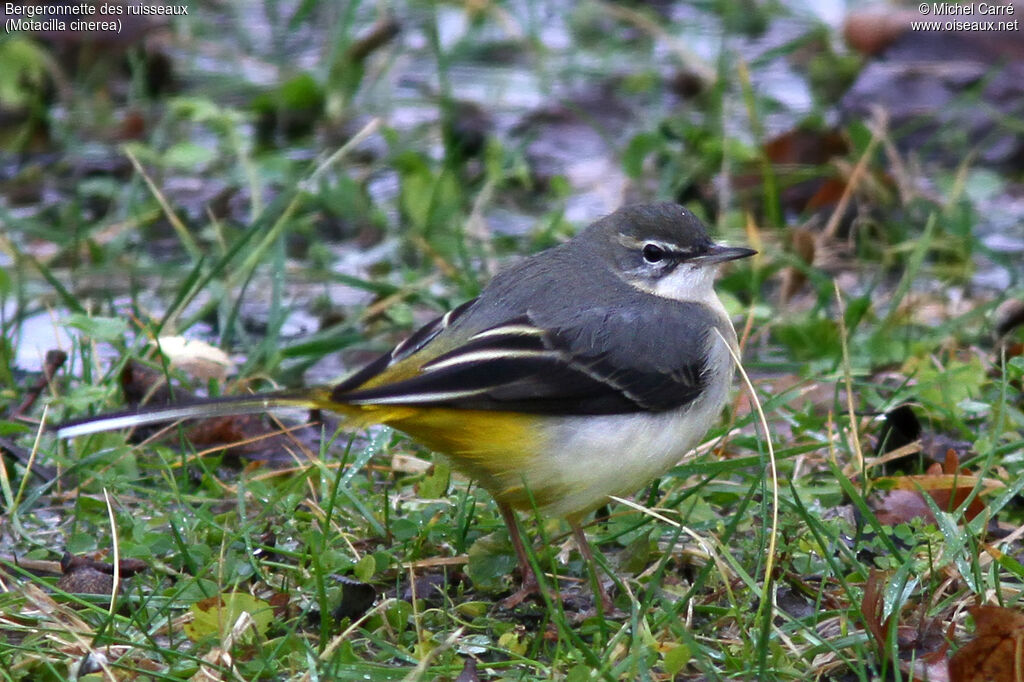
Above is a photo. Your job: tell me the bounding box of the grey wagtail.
[57,202,755,608]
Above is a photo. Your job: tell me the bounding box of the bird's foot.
[500,573,621,616]
[581,585,624,619]
[499,572,543,609]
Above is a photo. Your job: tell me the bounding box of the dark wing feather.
[330,298,477,395]
[333,301,716,415]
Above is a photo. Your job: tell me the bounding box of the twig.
[11,349,67,419]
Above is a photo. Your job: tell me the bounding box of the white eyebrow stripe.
[470,324,546,339]
[422,349,560,372]
[617,234,696,255]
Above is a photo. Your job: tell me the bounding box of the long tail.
[55,388,335,439]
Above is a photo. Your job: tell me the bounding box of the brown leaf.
[860,569,950,674]
[843,9,917,56]
[185,414,268,446]
[267,591,291,619]
[763,129,848,166]
[910,654,952,682]
[805,177,849,211]
[779,228,817,303]
[874,451,994,527]
[875,489,936,526]
[928,452,988,523]
[118,109,147,141]
[345,15,401,63]
[10,348,67,418]
[994,299,1024,338]
[728,126,851,221]
[120,359,181,408]
[950,605,1024,681]
[185,413,323,465]
[455,657,480,682]
[861,569,891,649]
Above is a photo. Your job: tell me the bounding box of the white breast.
[528,326,736,519]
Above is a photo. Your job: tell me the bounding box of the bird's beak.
[700,244,757,264]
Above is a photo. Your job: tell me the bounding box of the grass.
[2,1,1024,680]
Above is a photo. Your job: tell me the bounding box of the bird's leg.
[570,520,615,613]
[494,506,616,612]
[497,503,542,608]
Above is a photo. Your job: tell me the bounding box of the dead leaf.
[875,489,936,527]
[843,9,917,56]
[730,126,851,221]
[391,453,433,474]
[950,605,1024,681]
[995,299,1024,339]
[874,451,996,526]
[156,336,234,381]
[10,348,67,419]
[859,569,950,676]
[779,227,817,303]
[120,359,179,408]
[455,657,480,682]
[763,128,849,166]
[805,177,849,211]
[926,453,989,523]
[861,569,890,650]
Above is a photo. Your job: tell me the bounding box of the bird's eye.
[642,243,665,263]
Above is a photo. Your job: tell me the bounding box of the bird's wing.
[331,301,715,415]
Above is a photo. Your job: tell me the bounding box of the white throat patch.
[627,264,719,304]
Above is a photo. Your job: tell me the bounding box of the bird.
[57,202,756,609]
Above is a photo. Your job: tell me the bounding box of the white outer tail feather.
[56,392,317,439]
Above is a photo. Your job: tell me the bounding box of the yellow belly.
[349,402,717,522]
[374,407,557,512]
